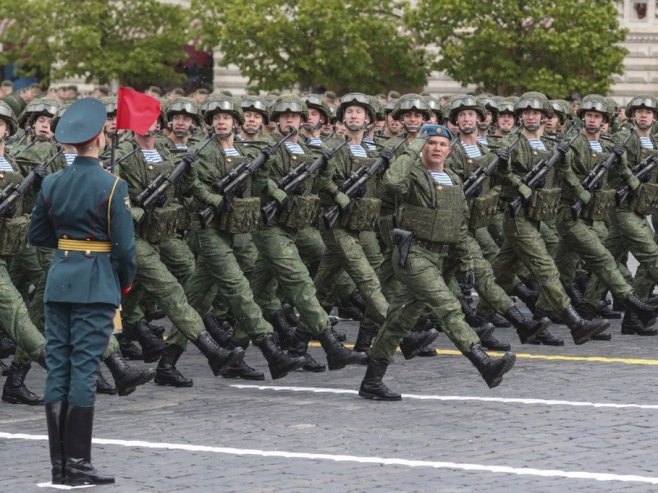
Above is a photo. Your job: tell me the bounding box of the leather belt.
[412,238,450,254]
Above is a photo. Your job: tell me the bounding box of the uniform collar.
[72,156,101,166]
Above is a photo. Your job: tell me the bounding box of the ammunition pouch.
[399,202,462,244]
[581,189,615,221]
[339,197,381,232]
[140,204,183,244]
[278,194,321,230]
[218,197,261,234]
[0,214,29,256]
[631,183,658,216]
[468,189,500,231]
[526,187,561,221]
[377,214,397,249]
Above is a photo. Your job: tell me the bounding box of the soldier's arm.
[188,146,223,207]
[381,138,425,196]
[559,148,590,203]
[109,179,137,294]
[496,146,532,199]
[257,150,287,204]
[27,186,57,249]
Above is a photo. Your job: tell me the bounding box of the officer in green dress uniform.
[28,98,137,486]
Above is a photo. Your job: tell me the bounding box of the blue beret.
[420,124,453,140]
[55,98,106,145]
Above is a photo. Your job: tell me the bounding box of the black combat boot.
[2,361,44,405]
[336,298,364,321]
[256,335,306,379]
[532,306,565,324]
[528,328,564,346]
[288,330,326,373]
[281,299,299,326]
[465,344,516,389]
[490,313,512,328]
[626,292,658,322]
[358,359,401,401]
[104,351,155,396]
[0,334,16,358]
[222,340,265,381]
[0,359,8,376]
[95,369,117,395]
[193,332,244,376]
[202,313,233,347]
[318,327,368,370]
[353,321,378,353]
[399,328,440,360]
[268,310,297,350]
[562,305,610,345]
[63,406,114,486]
[504,306,548,344]
[45,400,67,484]
[459,294,487,328]
[117,333,143,361]
[144,319,166,338]
[349,290,366,312]
[511,281,539,309]
[474,323,510,351]
[621,307,658,336]
[124,320,165,363]
[154,344,193,387]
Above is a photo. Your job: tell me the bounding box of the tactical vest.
[0,166,29,256]
[573,143,616,221]
[337,152,381,232]
[628,137,658,215]
[398,172,464,244]
[276,151,321,230]
[461,150,500,231]
[215,154,261,234]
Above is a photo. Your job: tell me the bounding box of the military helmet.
[626,95,658,118]
[447,95,486,125]
[303,94,331,123]
[240,95,271,124]
[100,97,117,116]
[270,94,308,121]
[50,103,71,133]
[0,101,18,136]
[202,93,244,125]
[514,92,553,118]
[549,99,570,124]
[336,92,376,123]
[577,94,612,122]
[392,93,431,120]
[21,98,61,127]
[496,99,516,117]
[425,96,444,121]
[478,95,499,120]
[384,99,398,115]
[370,96,385,121]
[166,97,201,126]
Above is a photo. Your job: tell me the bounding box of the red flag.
[116,86,161,135]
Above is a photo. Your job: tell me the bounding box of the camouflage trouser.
[7,244,42,298]
[251,225,331,337]
[491,211,571,314]
[187,227,273,345]
[628,213,658,299]
[487,211,505,247]
[314,225,388,325]
[0,257,45,363]
[474,226,500,263]
[369,245,481,363]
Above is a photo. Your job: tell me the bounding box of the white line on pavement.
[1,432,657,486]
[229,383,658,410]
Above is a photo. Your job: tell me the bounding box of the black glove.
[379,148,395,161]
[470,184,483,198]
[557,141,570,154]
[181,153,199,166]
[353,183,367,198]
[32,166,48,186]
[640,172,653,183]
[457,270,475,291]
[233,178,248,197]
[495,148,510,163]
[320,149,333,162]
[262,145,276,157]
[293,182,307,196]
[612,143,625,157]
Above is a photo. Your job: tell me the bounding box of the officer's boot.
[125,320,165,363]
[474,322,510,351]
[621,306,658,336]
[256,335,306,379]
[45,400,67,484]
[358,359,401,401]
[511,281,539,309]
[399,328,440,360]
[154,344,193,387]
[117,333,143,361]
[288,330,326,373]
[0,334,16,358]
[104,351,155,396]
[222,340,265,381]
[2,361,44,405]
[353,322,378,353]
[465,344,516,389]
[504,306,549,344]
[281,299,299,326]
[267,311,297,350]
[318,327,368,370]
[193,332,244,376]
[562,305,610,345]
[95,369,117,395]
[63,406,114,486]
[202,313,232,347]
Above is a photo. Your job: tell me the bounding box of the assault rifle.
[571,130,634,218]
[616,151,658,206]
[261,138,349,225]
[322,134,409,229]
[132,131,216,211]
[463,135,521,198]
[0,150,64,218]
[508,132,579,217]
[198,129,296,228]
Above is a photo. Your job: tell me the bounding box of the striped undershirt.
[64,153,76,167]
[431,171,453,186]
[477,136,489,147]
[141,149,163,164]
[307,137,322,147]
[285,141,305,155]
[224,147,240,157]
[527,139,546,151]
[362,136,377,150]
[640,136,654,150]
[461,142,482,158]
[587,140,603,153]
[349,144,368,158]
[0,156,13,172]
[175,144,188,151]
